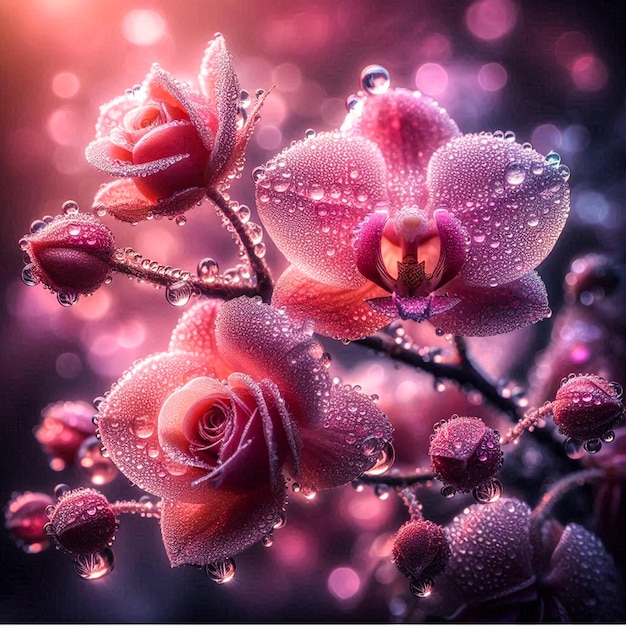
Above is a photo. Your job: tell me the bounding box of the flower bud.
[34,400,96,471]
[552,374,624,441]
[49,488,118,554]
[392,519,450,581]
[429,415,502,492]
[21,213,115,296]
[4,491,55,553]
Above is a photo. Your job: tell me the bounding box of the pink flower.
[96,296,392,566]
[86,35,263,223]
[5,491,55,554]
[256,88,570,339]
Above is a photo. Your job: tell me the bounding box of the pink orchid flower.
[256,87,570,339]
[96,296,392,567]
[86,35,263,223]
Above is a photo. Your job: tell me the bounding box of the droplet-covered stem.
[357,469,436,489]
[501,403,554,445]
[110,499,162,520]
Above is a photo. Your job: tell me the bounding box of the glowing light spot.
[117,319,147,349]
[573,190,611,225]
[466,0,517,41]
[55,352,82,379]
[256,125,283,150]
[122,9,167,46]
[530,124,562,155]
[571,54,608,92]
[52,72,80,98]
[477,62,508,92]
[561,125,590,154]
[72,290,112,321]
[47,108,81,146]
[554,31,592,68]
[415,63,448,96]
[320,97,346,127]
[328,567,361,600]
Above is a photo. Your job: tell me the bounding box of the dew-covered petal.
[160,483,287,566]
[256,131,389,289]
[93,94,142,141]
[295,384,393,490]
[430,271,550,336]
[342,88,460,209]
[215,296,331,428]
[197,35,240,177]
[92,178,206,223]
[168,299,232,378]
[427,134,569,287]
[272,265,391,340]
[97,352,216,503]
[545,523,624,622]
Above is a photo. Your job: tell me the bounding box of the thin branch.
[357,470,436,488]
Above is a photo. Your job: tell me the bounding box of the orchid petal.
[342,88,460,209]
[431,209,468,289]
[427,134,570,287]
[215,296,331,428]
[160,484,287,566]
[431,271,550,336]
[395,294,461,321]
[295,384,394,490]
[354,210,396,292]
[272,265,391,340]
[256,131,389,289]
[92,179,205,223]
[97,352,216,503]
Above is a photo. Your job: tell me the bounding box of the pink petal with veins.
[271,265,390,340]
[427,134,569,287]
[97,352,216,503]
[256,131,388,289]
[160,484,286,566]
[431,271,550,336]
[92,178,205,223]
[342,89,460,209]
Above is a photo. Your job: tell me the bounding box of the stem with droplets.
[357,470,436,489]
[110,499,162,520]
[207,188,274,303]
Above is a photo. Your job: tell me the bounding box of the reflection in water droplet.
[601,430,615,443]
[21,264,39,286]
[363,441,395,476]
[505,163,526,185]
[78,436,118,486]
[346,93,361,111]
[205,557,236,584]
[409,577,433,598]
[165,280,193,307]
[564,437,585,459]
[197,258,220,282]
[441,485,456,499]
[583,438,602,454]
[62,200,80,215]
[74,547,115,580]
[545,151,561,167]
[57,292,79,307]
[360,65,391,95]
[305,128,316,139]
[53,484,70,499]
[472,478,503,504]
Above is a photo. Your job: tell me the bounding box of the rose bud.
[34,400,96,471]
[21,213,115,298]
[552,374,624,442]
[392,519,450,583]
[429,415,502,492]
[49,488,118,554]
[4,491,56,553]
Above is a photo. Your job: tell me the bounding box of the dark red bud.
[552,374,624,441]
[22,213,115,296]
[429,415,502,492]
[49,488,118,554]
[5,491,55,553]
[392,519,450,581]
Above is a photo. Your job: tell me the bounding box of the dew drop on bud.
[409,577,434,598]
[30,219,47,234]
[602,430,616,443]
[564,437,585,459]
[175,214,187,227]
[62,200,80,215]
[583,438,602,454]
[441,485,456,499]
[364,441,396,476]
[197,258,219,282]
[360,64,391,95]
[57,292,79,307]
[252,166,266,183]
[505,163,526,186]
[205,557,236,584]
[165,280,193,307]
[545,151,561,167]
[21,264,39,286]
[346,93,361,111]
[472,478,503,504]
[262,533,274,548]
[54,484,70,499]
[305,128,316,139]
[273,511,287,530]
[73,547,115,580]
[240,89,251,109]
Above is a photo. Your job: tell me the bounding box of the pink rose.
[86,35,263,223]
[96,296,392,566]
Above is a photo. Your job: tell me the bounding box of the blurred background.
[1,0,624,622]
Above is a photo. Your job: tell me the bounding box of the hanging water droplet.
[197,258,220,282]
[253,243,266,258]
[472,478,503,504]
[62,200,80,215]
[252,166,266,183]
[564,437,585,459]
[205,557,236,584]
[53,484,70,499]
[74,548,115,580]
[409,577,433,598]
[364,441,395,476]
[175,214,187,227]
[30,219,47,234]
[504,163,526,186]
[237,204,251,223]
[240,89,251,109]
[601,430,615,443]
[165,280,193,307]
[558,164,571,181]
[360,65,391,95]
[583,438,602,454]
[57,292,79,307]
[21,264,39,286]
[246,222,264,245]
[262,533,274,547]
[273,511,287,530]
[441,485,456,499]
[78,437,118,486]
[545,151,561,167]
[346,93,361,111]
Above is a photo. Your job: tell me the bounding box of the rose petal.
[295,383,393,490]
[430,271,550,336]
[427,134,570,287]
[160,484,287,566]
[272,265,390,340]
[215,296,332,428]
[93,94,141,141]
[197,35,240,178]
[97,352,217,503]
[92,178,205,223]
[342,88,460,209]
[256,131,389,289]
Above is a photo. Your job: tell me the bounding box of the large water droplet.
[57,292,79,307]
[78,437,118,486]
[165,280,193,307]
[564,437,585,459]
[21,264,39,287]
[364,441,395,475]
[74,548,115,580]
[409,577,433,598]
[545,151,561,167]
[472,478,503,504]
[360,65,391,95]
[441,485,456,499]
[583,438,602,454]
[197,258,219,282]
[205,557,236,584]
[505,163,526,186]
[62,200,80,215]
[346,93,361,111]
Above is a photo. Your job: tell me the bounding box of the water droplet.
[374,484,390,500]
[583,438,602,454]
[545,151,561,167]
[21,264,39,286]
[57,292,79,307]
[346,93,361,111]
[532,163,544,175]
[30,219,47,234]
[441,485,456,499]
[601,430,615,443]
[252,166,266,183]
[236,204,251,223]
[360,64,390,95]
[78,437,118,486]
[197,258,220,282]
[240,89,251,109]
[254,243,266,258]
[409,577,433,598]
[273,511,287,530]
[74,548,115,580]
[505,163,526,186]
[175,214,187,227]
[558,164,571,181]
[62,200,80,215]
[292,482,301,493]
[504,130,516,142]
[472,478,503,504]
[364,441,395,476]
[305,128,316,139]
[527,214,539,227]
[165,280,193,307]
[205,558,236,584]
[262,533,274,547]
[564,437,585,459]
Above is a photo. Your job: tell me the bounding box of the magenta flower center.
[183,395,234,465]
